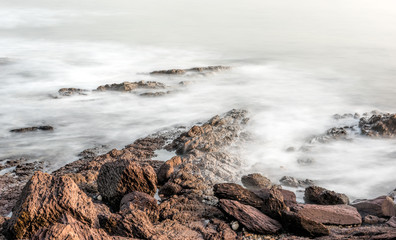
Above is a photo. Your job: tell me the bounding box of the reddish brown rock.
[280,189,297,207]
[352,196,396,218]
[158,182,183,197]
[157,156,182,184]
[97,159,157,209]
[5,171,98,239]
[295,204,362,225]
[363,215,387,224]
[281,210,330,237]
[120,191,159,222]
[359,113,396,137]
[219,199,282,234]
[241,173,272,191]
[213,183,263,208]
[256,186,289,220]
[31,214,111,240]
[387,216,396,228]
[304,186,349,205]
[96,81,165,92]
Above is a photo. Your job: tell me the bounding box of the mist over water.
[1,0,396,200]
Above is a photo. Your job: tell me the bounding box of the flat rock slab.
[352,196,396,218]
[295,204,362,226]
[219,199,281,234]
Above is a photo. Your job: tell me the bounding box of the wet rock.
[140,91,170,97]
[219,199,282,234]
[96,81,165,92]
[97,159,157,210]
[10,125,54,133]
[58,88,88,96]
[120,191,159,222]
[281,210,330,237]
[279,176,314,188]
[295,204,362,225]
[31,214,111,240]
[150,66,230,75]
[352,196,396,218]
[5,171,98,239]
[363,215,387,224]
[359,113,396,137]
[304,186,349,205]
[256,186,289,220]
[157,156,182,184]
[241,173,272,191]
[387,216,396,228]
[213,183,263,208]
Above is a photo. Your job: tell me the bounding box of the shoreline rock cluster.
[1,109,396,239]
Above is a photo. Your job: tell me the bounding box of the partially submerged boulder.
[352,196,396,218]
[218,199,282,234]
[96,81,165,92]
[304,186,349,205]
[359,113,396,137]
[241,173,272,191]
[97,159,157,209]
[5,171,98,239]
[279,176,314,188]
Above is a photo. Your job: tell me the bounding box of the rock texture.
[281,210,330,237]
[304,186,349,205]
[96,81,165,92]
[279,176,314,188]
[219,199,282,234]
[352,196,396,218]
[58,88,88,96]
[150,66,230,75]
[359,113,396,137]
[295,204,362,225]
[97,159,157,209]
[120,191,159,222]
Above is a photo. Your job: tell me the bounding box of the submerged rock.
[304,186,349,205]
[58,88,88,96]
[359,113,396,137]
[241,173,272,191]
[150,65,230,75]
[279,176,314,188]
[10,125,53,133]
[96,80,165,92]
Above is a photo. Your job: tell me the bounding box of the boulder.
[213,183,263,208]
[295,204,362,225]
[279,176,314,188]
[304,186,349,205]
[31,214,111,240]
[352,196,396,218]
[157,156,182,184]
[97,159,157,209]
[241,173,272,191]
[281,211,330,237]
[158,182,183,197]
[5,171,98,239]
[219,199,281,234]
[256,186,289,220]
[120,191,159,222]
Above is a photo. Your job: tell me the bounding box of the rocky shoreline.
[1,67,396,239]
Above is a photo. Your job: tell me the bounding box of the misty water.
[1,0,396,200]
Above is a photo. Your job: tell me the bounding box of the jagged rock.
[219,199,282,234]
[279,176,314,188]
[359,113,396,137]
[97,159,157,209]
[304,186,349,205]
[241,173,272,191]
[120,192,159,222]
[213,183,263,208]
[157,156,182,184]
[96,81,165,92]
[387,216,396,228]
[281,210,330,237]
[352,196,396,218]
[58,88,88,96]
[152,219,202,240]
[159,182,183,197]
[257,186,289,220]
[294,204,362,225]
[5,171,98,239]
[31,214,111,240]
[10,126,53,133]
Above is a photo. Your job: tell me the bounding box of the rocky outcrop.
[279,176,314,188]
[294,204,362,225]
[5,171,98,239]
[241,173,272,191]
[96,81,165,92]
[219,199,282,234]
[359,113,396,137]
[213,183,263,208]
[10,126,53,133]
[352,196,396,218]
[120,191,159,222]
[97,159,157,209]
[150,66,230,75]
[58,88,88,96]
[304,186,349,205]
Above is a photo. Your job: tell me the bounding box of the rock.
[279,176,314,188]
[280,189,297,207]
[387,216,396,228]
[281,210,330,237]
[150,66,230,75]
[363,215,387,224]
[295,204,362,225]
[5,171,98,239]
[158,182,183,197]
[359,113,396,137]
[58,88,88,96]
[304,186,349,205]
[157,156,182,184]
[152,219,202,240]
[97,159,157,209]
[352,196,396,218]
[140,91,170,97]
[219,199,282,234]
[256,186,289,220]
[31,214,111,240]
[241,173,272,191]
[150,69,186,75]
[96,81,165,92]
[10,126,54,133]
[120,191,159,222]
[213,183,263,208]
